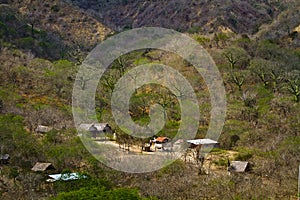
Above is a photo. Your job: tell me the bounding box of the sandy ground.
[95,139,239,174]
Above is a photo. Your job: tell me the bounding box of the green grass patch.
[133,57,149,66]
[256,86,274,116]
[213,158,229,167]
[210,148,228,154]
[233,147,254,161]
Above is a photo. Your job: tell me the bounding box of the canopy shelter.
[186,138,219,149]
[228,161,249,173]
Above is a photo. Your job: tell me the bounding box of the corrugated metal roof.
[186,139,219,145]
[79,123,109,131]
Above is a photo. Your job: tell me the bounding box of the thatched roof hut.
[31,162,55,172]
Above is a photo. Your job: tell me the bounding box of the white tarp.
[46,172,87,182]
[186,139,219,145]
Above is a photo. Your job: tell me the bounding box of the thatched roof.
[229,161,249,172]
[31,162,54,172]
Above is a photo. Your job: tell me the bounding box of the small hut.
[0,154,10,164]
[228,161,249,173]
[153,137,171,150]
[79,123,112,138]
[36,125,53,133]
[155,137,170,143]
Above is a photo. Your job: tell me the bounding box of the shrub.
[52,186,154,200]
[53,176,111,194]
[213,158,229,167]
[192,34,211,46]
[8,167,19,179]
[18,37,35,49]
[234,148,253,161]
[51,5,60,12]
[158,159,186,176]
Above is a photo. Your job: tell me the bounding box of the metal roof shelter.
[31,162,55,172]
[79,123,112,138]
[228,161,249,173]
[186,139,219,145]
[79,123,111,132]
[186,138,220,150]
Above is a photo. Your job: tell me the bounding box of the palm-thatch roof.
[31,162,54,172]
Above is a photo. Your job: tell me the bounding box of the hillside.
[3,0,111,58]
[69,0,296,34]
[256,2,300,47]
[0,0,300,200]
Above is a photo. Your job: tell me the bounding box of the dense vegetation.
[0,1,300,200]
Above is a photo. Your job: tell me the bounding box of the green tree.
[270,67,284,92]
[214,32,231,48]
[229,71,247,91]
[223,47,250,70]
[44,60,75,98]
[249,58,271,87]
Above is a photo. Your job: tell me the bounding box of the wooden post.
[297,165,300,200]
